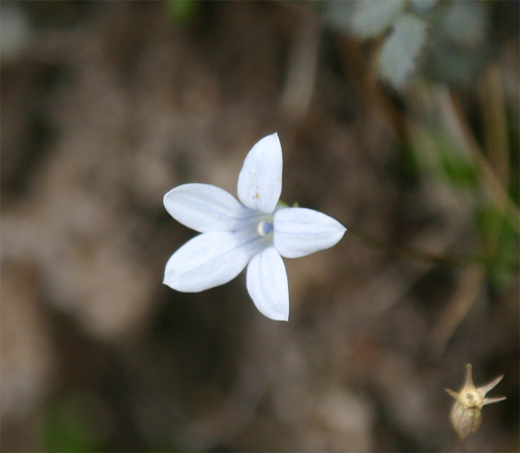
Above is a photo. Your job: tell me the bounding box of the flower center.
[257,220,274,237]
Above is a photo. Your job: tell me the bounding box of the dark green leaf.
[350,0,406,39]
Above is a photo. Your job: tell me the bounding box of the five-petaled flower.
[163,133,346,321]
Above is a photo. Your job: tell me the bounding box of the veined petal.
[273,207,346,258]
[237,133,282,214]
[164,231,262,292]
[164,183,251,233]
[246,246,289,321]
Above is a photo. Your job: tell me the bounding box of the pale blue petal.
[164,184,251,233]
[246,246,289,321]
[237,133,283,214]
[273,207,347,258]
[164,231,262,292]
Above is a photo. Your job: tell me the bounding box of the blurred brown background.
[1,1,518,451]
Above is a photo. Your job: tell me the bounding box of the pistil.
[257,220,274,236]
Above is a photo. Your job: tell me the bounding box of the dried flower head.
[445,363,506,440]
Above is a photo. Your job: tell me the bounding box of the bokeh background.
[1,1,518,451]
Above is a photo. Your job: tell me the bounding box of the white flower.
[163,133,346,321]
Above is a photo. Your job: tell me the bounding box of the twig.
[430,265,486,357]
[280,7,321,123]
[348,228,483,267]
[429,67,516,356]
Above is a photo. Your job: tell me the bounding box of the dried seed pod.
[445,364,506,440]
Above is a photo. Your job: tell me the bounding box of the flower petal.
[164,184,251,233]
[164,231,262,292]
[273,207,347,258]
[237,133,282,214]
[246,246,289,321]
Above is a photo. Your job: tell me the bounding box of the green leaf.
[410,0,438,14]
[350,0,406,39]
[444,1,487,48]
[476,204,520,289]
[439,145,478,191]
[41,393,104,452]
[166,0,199,25]
[379,13,428,89]
[490,225,520,289]
[429,129,478,191]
